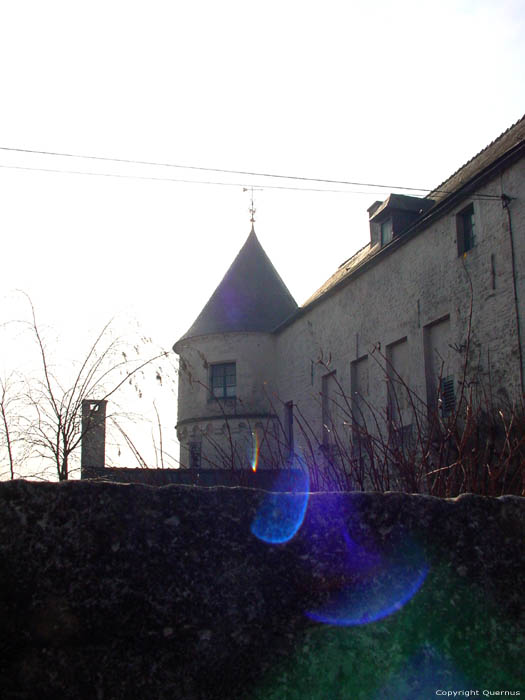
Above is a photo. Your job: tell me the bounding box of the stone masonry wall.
[0,480,523,699]
[273,158,525,460]
[177,332,278,469]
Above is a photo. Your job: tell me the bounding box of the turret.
[173,228,297,470]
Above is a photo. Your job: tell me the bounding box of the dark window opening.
[457,204,476,255]
[211,362,236,398]
[440,376,455,417]
[381,219,393,246]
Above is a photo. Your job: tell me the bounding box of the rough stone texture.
[0,481,523,699]
[175,332,281,470]
[274,156,525,454]
[81,466,304,488]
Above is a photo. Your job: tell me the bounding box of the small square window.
[381,219,393,246]
[211,362,236,399]
[457,204,476,255]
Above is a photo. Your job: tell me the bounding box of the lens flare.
[249,430,260,472]
[250,467,309,544]
[372,643,471,699]
[307,562,428,626]
[307,538,428,626]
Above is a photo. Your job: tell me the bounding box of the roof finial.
[243,186,261,233]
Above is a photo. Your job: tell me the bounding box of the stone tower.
[173,228,297,470]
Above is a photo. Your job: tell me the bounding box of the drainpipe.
[502,194,524,397]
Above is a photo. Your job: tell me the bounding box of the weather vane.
[243,186,262,232]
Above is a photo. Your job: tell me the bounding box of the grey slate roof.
[175,229,298,345]
[299,113,525,312]
[370,193,435,221]
[429,113,525,203]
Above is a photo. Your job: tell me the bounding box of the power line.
[0,162,383,195]
[0,144,503,200]
[0,144,436,194]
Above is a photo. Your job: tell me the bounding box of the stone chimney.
[80,400,107,479]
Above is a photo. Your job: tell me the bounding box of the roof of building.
[175,229,298,345]
[298,113,525,313]
[370,193,435,221]
[429,113,525,203]
[303,241,379,307]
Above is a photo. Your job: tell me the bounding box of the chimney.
[367,201,383,218]
[81,399,107,478]
[368,200,385,246]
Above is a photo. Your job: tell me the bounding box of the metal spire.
[243,186,261,233]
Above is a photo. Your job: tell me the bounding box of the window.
[381,219,393,246]
[211,362,236,398]
[440,376,455,418]
[457,204,476,255]
[386,338,409,426]
[423,315,452,413]
[189,441,201,469]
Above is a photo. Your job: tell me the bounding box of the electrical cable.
[0,163,397,195]
[0,144,438,194]
[0,144,503,199]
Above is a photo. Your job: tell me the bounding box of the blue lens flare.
[307,535,429,626]
[250,467,309,544]
[307,561,428,626]
[372,643,471,699]
[340,528,382,574]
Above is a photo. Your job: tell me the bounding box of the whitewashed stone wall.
[176,332,284,469]
[271,158,525,467]
[175,155,525,476]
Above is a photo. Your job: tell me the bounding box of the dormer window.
[381,219,393,246]
[211,362,236,398]
[369,194,435,247]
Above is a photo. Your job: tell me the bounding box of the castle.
[174,116,525,487]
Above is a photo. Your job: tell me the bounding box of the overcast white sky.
[0,0,524,472]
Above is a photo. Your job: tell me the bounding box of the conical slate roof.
[175,229,298,345]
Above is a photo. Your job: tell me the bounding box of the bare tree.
[0,374,29,479]
[10,296,174,481]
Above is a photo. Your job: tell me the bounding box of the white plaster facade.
[176,331,282,469]
[174,116,525,478]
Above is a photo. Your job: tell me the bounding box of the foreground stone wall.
[0,481,523,699]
